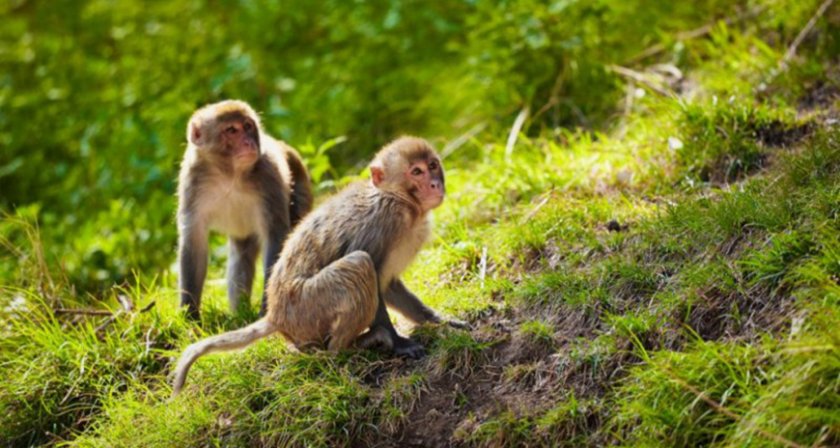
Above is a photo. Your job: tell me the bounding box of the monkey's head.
[370,136,445,211]
[187,100,262,171]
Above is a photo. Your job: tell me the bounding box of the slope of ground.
[1,5,839,448]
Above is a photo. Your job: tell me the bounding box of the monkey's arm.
[178,219,208,320]
[285,148,313,226]
[385,279,470,329]
[371,287,426,359]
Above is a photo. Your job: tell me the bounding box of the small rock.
[606,220,627,232]
[616,168,633,185]
[668,136,684,150]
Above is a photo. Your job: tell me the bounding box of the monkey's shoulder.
[176,147,204,186]
[258,135,296,182]
[176,157,216,208]
[319,181,374,210]
[329,182,417,224]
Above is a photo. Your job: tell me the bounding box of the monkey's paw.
[446,318,472,331]
[393,337,426,359]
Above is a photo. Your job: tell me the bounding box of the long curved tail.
[171,318,276,397]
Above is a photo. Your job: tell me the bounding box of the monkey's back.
[266,182,421,316]
[275,182,410,273]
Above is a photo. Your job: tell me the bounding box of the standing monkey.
[172,136,465,396]
[177,100,312,319]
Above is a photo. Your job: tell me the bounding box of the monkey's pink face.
[220,119,260,169]
[406,157,445,211]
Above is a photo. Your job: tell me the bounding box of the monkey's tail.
[171,318,276,397]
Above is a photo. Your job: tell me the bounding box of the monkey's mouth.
[233,148,259,160]
[424,192,445,209]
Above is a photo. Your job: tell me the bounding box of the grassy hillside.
[1,1,839,446]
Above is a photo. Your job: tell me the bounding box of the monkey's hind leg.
[227,236,260,313]
[297,250,379,351]
[354,325,393,351]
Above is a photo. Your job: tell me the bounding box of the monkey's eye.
[428,161,438,170]
[411,167,423,176]
[226,126,237,134]
[243,121,253,131]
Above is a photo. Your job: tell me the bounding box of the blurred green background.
[2,2,839,447]
[0,0,813,290]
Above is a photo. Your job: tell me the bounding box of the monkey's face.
[406,156,445,211]
[217,117,260,171]
[188,102,262,171]
[370,137,445,211]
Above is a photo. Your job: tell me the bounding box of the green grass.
[1,1,839,446]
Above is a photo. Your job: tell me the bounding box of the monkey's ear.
[370,165,385,187]
[188,121,203,146]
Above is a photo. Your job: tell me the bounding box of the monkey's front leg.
[370,288,425,359]
[385,279,471,330]
[178,222,208,320]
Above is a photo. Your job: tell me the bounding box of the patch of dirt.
[383,301,611,447]
[755,120,814,148]
[700,116,815,186]
[359,358,414,388]
[369,243,798,446]
[798,78,840,113]
[686,286,795,342]
[703,152,769,185]
[798,63,840,124]
[510,239,565,274]
[680,226,796,342]
[394,373,466,447]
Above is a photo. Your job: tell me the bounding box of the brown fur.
[172,136,464,396]
[177,100,313,318]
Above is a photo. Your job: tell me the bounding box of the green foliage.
[455,394,599,448]
[0,287,186,446]
[1,0,839,446]
[677,101,785,184]
[295,136,346,191]
[73,346,387,447]
[458,0,745,131]
[732,308,840,447]
[0,0,777,293]
[613,341,767,447]
[519,319,555,345]
[1,0,470,290]
[425,328,492,378]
